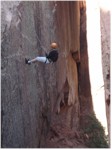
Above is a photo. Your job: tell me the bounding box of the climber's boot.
[25,58,31,65]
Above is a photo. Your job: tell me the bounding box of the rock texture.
[100,9,110,144]
[1,1,93,148]
[78,3,93,121]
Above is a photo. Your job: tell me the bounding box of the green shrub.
[82,113,109,148]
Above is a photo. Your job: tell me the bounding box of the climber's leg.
[25,56,50,64]
[34,57,50,64]
[28,57,39,64]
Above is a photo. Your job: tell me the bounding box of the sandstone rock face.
[78,4,93,127]
[1,1,93,148]
[100,9,110,143]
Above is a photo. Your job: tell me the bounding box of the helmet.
[51,42,58,49]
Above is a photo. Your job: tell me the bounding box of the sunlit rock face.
[1,1,93,148]
[100,9,110,143]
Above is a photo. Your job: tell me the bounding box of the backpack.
[46,49,58,62]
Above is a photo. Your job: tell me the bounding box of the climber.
[25,42,58,65]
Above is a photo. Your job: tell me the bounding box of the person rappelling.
[25,42,58,65]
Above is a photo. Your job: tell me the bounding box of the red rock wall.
[45,2,93,147]
[78,3,93,127]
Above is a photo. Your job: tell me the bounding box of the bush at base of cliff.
[82,113,109,148]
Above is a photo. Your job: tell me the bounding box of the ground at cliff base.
[45,125,87,148]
